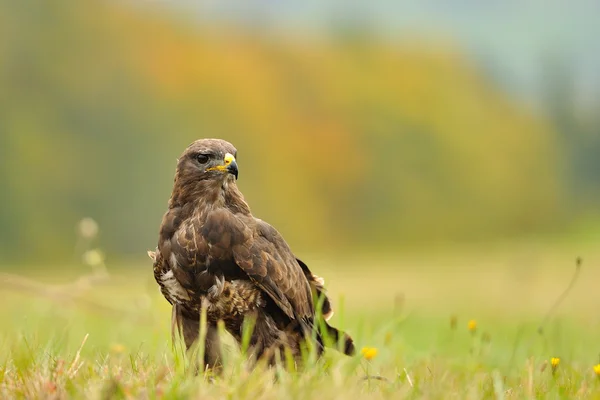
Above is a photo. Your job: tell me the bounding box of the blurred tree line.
[0,0,597,264]
[541,58,600,222]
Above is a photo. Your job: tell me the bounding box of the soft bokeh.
[1,0,599,264]
[1,2,600,397]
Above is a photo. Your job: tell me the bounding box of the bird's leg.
[203,324,222,371]
[172,305,222,373]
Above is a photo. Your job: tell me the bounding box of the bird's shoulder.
[230,216,314,320]
[157,203,314,321]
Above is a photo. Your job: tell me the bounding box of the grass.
[1,242,600,399]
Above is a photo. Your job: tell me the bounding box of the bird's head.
[170,139,242,207]
[177,138,238,181]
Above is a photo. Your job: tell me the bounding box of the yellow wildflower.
[361,347,378,361]
[593,364,600,377]
[110,344,126,354]
[551,357,560,375]
[467,320,477,333]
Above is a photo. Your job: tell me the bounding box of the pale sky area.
[128,0,600,108]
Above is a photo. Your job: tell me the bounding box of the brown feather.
[152,139,354,367]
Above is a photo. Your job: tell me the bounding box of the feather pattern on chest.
[151,138,355,366]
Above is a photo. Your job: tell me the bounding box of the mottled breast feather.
[152,138,355,363]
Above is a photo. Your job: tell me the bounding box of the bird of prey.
[150,138,354,368]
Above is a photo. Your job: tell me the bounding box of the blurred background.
[1,0,599,264]
[1,1,600,366]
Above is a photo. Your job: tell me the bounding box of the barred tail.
[323,322,355,356]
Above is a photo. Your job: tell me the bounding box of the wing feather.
[202,210,313,320]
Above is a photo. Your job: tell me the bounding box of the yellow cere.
[361,347,378,361]
[224,153,235,165]
[206,153,236,173]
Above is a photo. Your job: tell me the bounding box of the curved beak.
[224,153,238,180]
[227,160,238,180]
[206,153,238,179]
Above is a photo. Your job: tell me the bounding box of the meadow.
[1,241,599,399]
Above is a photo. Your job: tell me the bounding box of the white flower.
[78,218,99,239]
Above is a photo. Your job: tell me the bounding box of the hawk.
[150,138,354,368]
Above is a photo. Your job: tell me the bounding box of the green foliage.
[0,0,586,263]
[1,246,600,398]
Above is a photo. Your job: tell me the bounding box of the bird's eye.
[196,154,210,164]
